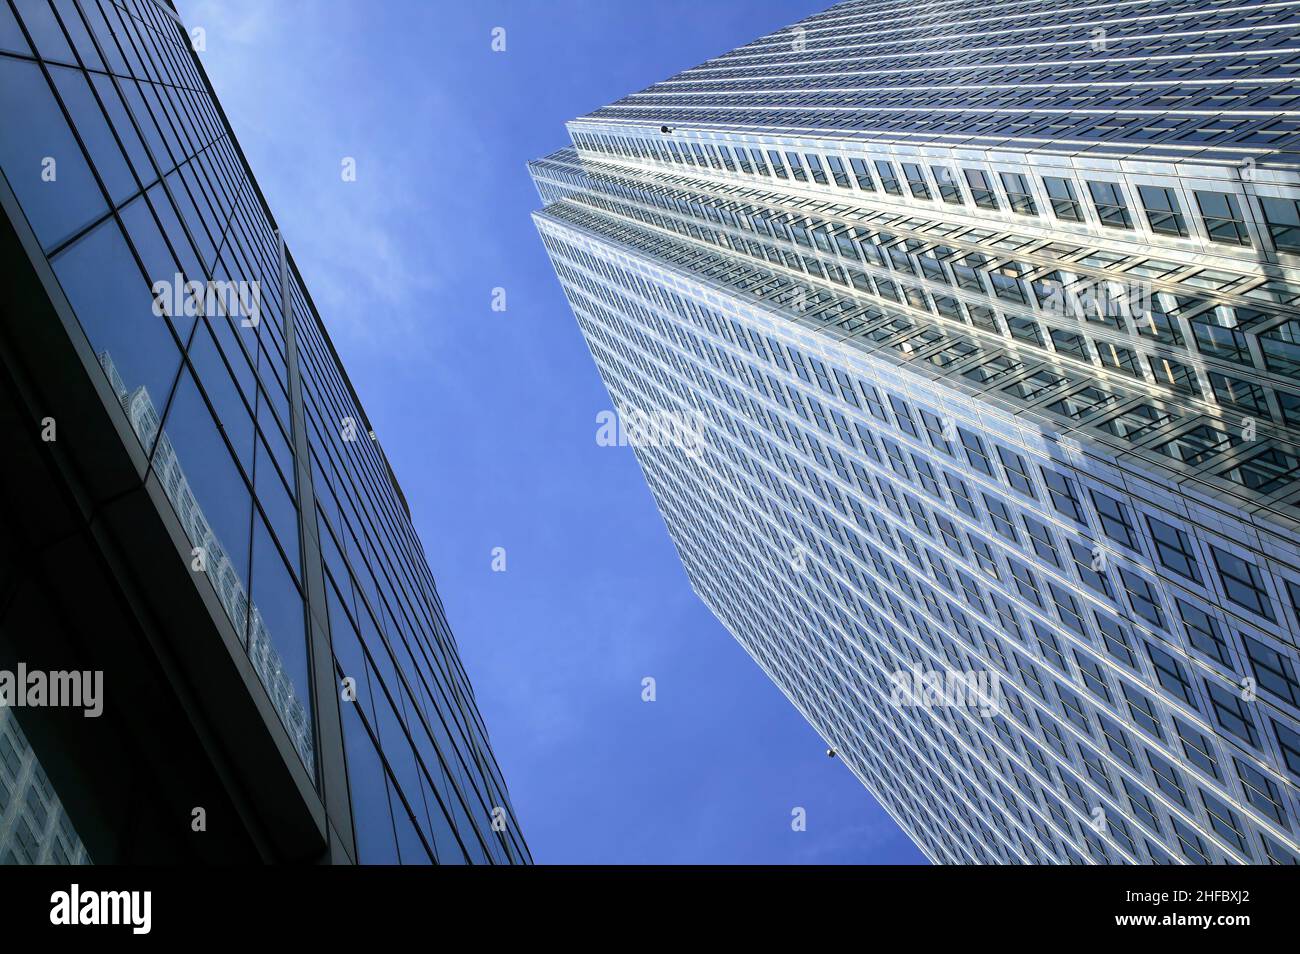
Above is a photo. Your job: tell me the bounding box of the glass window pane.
[0,56,106,249]
[50,212,183,452]
[248,512,314,771]
[154,368,253,637]
[46,64,136,205]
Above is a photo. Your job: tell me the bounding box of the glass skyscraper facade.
[532,0,1300,863]
[0,0,527,864]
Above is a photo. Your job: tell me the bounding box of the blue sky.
[177,0,926,865]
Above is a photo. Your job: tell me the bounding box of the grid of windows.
[535,215,1300,862]
[534,147,1300,516]
[582,0,1300,168]
[534,0,1300,865]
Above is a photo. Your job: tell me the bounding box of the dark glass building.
[0,0,528,864]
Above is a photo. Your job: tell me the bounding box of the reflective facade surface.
[0,0,527,863]
[533,0,1300,863]
[0,709,89,865]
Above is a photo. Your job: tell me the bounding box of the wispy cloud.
[177,0,477,361]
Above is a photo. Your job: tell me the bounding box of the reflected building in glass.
[0,0,528,863]
[0,708,90,865]
[533,0,1300,863]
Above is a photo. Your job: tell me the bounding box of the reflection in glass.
[0,709,90,865]
[98,350,314,775]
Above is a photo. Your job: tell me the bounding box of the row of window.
[572,129,1300,254]
[563,161,1299,412]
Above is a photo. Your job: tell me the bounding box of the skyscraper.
[532,0,1300,863]
[0,0,527,863]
